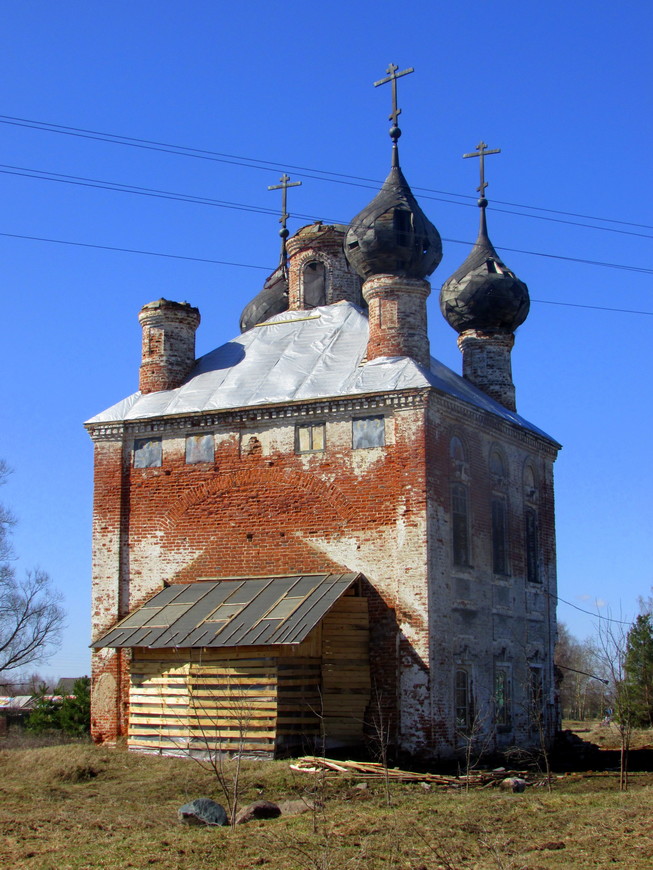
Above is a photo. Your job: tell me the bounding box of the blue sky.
[1,1,651,679]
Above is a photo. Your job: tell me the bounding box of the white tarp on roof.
[86,301,554,441]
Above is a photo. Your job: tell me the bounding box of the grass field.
[1,726,652,870]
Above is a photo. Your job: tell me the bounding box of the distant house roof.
[92,573,361,650]
[56,678,81,693]
[0,695,34,710]
[86,302,556,443]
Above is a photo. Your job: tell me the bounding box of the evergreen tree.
[58,677,91,735]
[26,687,63,732]
[624,613,653,727]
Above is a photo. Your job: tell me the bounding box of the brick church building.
[88,106,560,759]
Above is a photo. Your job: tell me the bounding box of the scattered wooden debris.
[290,757,549,790]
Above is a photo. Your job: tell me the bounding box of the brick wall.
[89,387,558,755]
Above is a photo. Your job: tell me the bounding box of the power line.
[1,112,651,235]
[1,229,652,317]
[0,231,272,270]
[3,162,653,277]
[531,298,653,316]
[551,592,633,625]
[556,664,609,685]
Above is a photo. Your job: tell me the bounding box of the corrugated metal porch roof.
[92,573,360,650]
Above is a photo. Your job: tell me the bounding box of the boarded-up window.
[450,436,465,462]
[134,437,162,468]
[303,261,326,308]
[489,450,505,478]
[352,416,385,449]
[186,433,214,464]
[492,497,508,574]
[296,422,325,453]
[525,508,539,583]
[451,483,469,566]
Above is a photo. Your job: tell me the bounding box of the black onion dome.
[345,158,442,280]
[240,266,288,332]
[439,206,529,333]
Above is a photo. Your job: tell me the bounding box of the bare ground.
[0,726,651,870]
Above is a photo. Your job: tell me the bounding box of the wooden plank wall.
[129,642,321,755]
[128,595,371,756]
[321,594,371,744]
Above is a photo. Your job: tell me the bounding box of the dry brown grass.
[0,735,652,869]
[563,719,653,751]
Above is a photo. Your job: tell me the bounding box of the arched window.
[524,464,537,500]
[525,507,539,583]
[489,450,505,478]
[523,464,540,582]
[450,436,465,463]
[302,260,326,308]
[490,449,508,574]
[492,496,508,574]
[451,483,470,567]
[494,667,511,727]
[455,668,471,733]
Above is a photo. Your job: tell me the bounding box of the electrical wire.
[531,299,653,316]
[0,112,651,235]
[1,229,651,317]
[555,664,608,684]
[3,163,653,278]
[549,591,633,625]
[0,231,272,270]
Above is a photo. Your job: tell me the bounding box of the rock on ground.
[178,798,228,826]
[235,800,281,825]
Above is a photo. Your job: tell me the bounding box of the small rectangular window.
[296,422,325,453]
[134,437,162,468]
[352,416,385,449]
[186,433,214,464]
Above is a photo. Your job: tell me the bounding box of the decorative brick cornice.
[85,422,126,442]
[85,389,431,439]
[433,393,561,458]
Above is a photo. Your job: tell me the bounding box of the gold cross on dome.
[463,141,501,196]
[374,63,414,127]
[268,173,302,231]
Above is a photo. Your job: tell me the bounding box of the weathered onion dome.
[440,202,529,333]
[240,266,288,332]
[345,152,442,280]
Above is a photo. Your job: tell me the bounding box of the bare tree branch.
[0,462,65,679]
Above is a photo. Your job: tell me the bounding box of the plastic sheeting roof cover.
[86,301,554,442]
[91,573,360,649]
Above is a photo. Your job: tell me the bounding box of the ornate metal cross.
[268,173,302,233]
[268,173,302,269]
[463,141,501,197]
[374,63,414,127]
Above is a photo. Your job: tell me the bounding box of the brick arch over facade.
[160,466,355,530]
[156,467,356,582]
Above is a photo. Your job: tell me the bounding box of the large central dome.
[345,156,442,280]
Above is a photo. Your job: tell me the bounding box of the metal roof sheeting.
[85,302,555,442]
[92,573,360,650]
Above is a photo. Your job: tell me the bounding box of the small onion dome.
[345,158,442,280]
[440,204,529,333]
[240,265,288,332]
